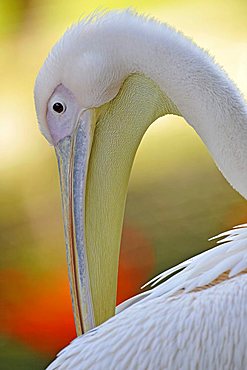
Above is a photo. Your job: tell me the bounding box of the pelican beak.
[53,74,170,337]
[55,110,96,335]
[54,99,124,337]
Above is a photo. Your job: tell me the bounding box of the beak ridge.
[55,110,95,335]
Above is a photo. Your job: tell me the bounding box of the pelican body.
[34,10,247,369]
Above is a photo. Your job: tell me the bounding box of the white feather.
[47,225,247,369]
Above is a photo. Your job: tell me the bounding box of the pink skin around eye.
[46,84,81,146]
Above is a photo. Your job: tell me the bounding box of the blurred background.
[0,0,246,368]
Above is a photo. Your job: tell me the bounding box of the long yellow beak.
[55,74,179,336]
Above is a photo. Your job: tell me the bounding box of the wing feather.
[47,225,247,369]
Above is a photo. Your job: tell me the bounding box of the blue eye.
[53,102,66,113]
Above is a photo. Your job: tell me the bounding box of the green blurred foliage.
[0,336,50,370]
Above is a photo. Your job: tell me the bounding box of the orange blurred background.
[1,0,246,368]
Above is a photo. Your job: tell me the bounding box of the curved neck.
[118,26,247,198]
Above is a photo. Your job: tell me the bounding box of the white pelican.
[34,10,247,369]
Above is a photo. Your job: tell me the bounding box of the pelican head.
[34,10,247,336]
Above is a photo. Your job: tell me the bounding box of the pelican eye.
[52,102,66,114]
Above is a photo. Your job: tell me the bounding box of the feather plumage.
[47,225,247,370]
